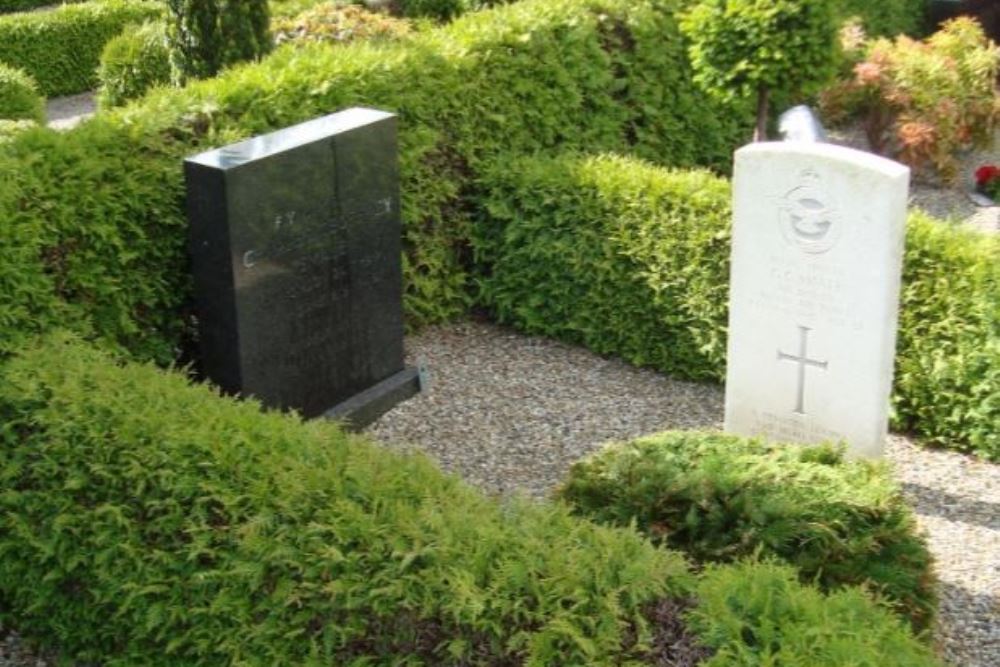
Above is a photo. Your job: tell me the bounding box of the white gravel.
[45,92,96,131]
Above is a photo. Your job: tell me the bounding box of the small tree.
[680,0,838,141]
[166,0,272,84]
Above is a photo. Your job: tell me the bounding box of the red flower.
[974,164,1000,186]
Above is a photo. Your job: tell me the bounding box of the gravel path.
[369,321,999,667]
[45,92,96,131]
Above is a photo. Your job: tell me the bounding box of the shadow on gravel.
[901,482,1000,531]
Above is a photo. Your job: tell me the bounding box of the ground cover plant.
[557,431,936,631]
[0,335,943,666]
[477,153,999,459]
[0,0,161,96]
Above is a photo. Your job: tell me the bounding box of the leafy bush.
[0,334,698,665]
[272,1,412,46]
[691,560,941,666]
[557,431,936,631]
[0,0,162,96]
[477,153,998,459]
[0,0,751,362]
[680,0,838,140]
[97,21,171,108]
[834,0,926,37]
[894,212,1000,459]
[820,17,1000,180]
[165,0,272,83]
[476,153,731,382]
[0,63,43,122]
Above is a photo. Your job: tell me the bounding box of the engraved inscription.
[778,169,842,254]
[777,325,828,415]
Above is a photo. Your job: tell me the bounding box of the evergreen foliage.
[557,431,936,631]
[97,21,171,108]
[477,153,999,460]
[165,0,273,83]
[0,63,43,122]
[0,336,942,665]
[0,0,162,96]
[0,0,86,12]
[691,560,941,666]
[0,334,692,665]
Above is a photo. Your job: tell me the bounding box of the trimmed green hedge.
[0,63,43,121]
[0,336,942,666]
[477,153,999,459]
[97,20,170,108]
[557,431,935,631]
[0,0,162,97]
[894,212,1000,459]
[0,0,750,362]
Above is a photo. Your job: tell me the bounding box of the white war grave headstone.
[724,142,910,457]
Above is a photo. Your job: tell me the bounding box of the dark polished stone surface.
[185,108,418,422]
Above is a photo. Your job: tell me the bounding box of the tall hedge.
[0,0,751,363]
[0,0,162,96]
[0,335,942,666]
[477,153,999,459]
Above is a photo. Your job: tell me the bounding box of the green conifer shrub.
[691,560,941,666]
[97,21,172,108]
[557,431,936,631]
[0,334,694,665]
[0,0,162,96]
[0,63,43,122]
[0,335,942,666]
[165,0,272,83]
[834,0,926,37]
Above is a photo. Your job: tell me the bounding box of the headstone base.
[323,366,421,430]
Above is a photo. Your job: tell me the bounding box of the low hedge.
[97,20,170,108]
[557,431,935,631]
[0,335,942,666]
[0,0,162,97]
[0,63,43,122]
[0,0,750,362]
[477,153,999,459]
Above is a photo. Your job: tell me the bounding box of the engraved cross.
[777,325,828,415]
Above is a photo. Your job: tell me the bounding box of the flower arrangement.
[974,164,1000,200]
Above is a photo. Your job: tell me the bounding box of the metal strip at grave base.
[323,366,421,430]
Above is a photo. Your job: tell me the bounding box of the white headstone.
[724,142,909,457]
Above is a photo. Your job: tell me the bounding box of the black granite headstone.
[184,108,419,428]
